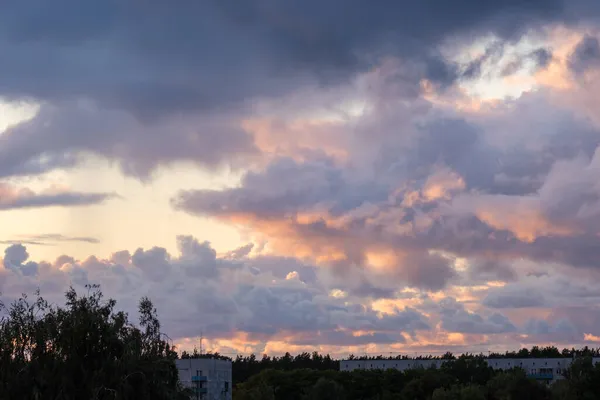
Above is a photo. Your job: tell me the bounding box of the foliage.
[0,285,190,400]
[180,348,231,361]
[233,351,338,384]
[232,355,600,400]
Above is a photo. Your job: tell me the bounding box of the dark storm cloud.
[1,0,598,180]
[0,0,575,116]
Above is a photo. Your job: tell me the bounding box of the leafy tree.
[0,285,190,400]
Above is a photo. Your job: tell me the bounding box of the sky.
[2,1,600,358]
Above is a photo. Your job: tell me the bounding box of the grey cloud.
[3,244,38,276]
[0,0,572,117]
[462,41,506,79]
[400,252,457,291]
[521,317,581,343]
[568,34,600,75]
[226,244,254,259]
[469,259,518,283]
[439,298,516,334]
[0,239,432,346]
[22,234,99,244]
[0,182,115,210]
[524,318,578,336]
[131,247,171,282]
[246,256,318,285]
[0,103,256,179]
[483,288,546,309]
[0,0,597,183]
[501,47,553,76]
[0,234,99,246]
[174,157,387,219]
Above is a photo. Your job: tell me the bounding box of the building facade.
[176,358,232,400]
[340,357,600,383]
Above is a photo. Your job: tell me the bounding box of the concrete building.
[176,358,232,400]
[340,357,600,384]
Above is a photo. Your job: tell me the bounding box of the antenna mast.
[199,332,204,355]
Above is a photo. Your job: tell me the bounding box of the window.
[224,382,229,392]
[345,364,348,369]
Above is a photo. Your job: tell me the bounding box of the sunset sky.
[2,1,600,358]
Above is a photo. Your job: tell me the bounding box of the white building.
[176,358,232,400]
[340,357,600,383]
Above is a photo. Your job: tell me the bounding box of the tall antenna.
[199,332,204,355]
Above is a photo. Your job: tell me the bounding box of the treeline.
[178,350,338,384]
[0,286,191,400]
[346,346,600,360]
[182,346,600,386]
[233,356,600,400]
[233,352,339,384]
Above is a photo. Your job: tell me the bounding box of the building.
[176,358,232,400]
[340,357,600,384]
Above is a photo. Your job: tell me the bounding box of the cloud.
[3,244,38,276]
[1,0,598,180]
[0,182,115,210]
[0,103,256,179]
[0,238,433,347]
[439,298,517,334]
[483,287,546,309]
[568,34,600,75]
[0,0,576,116]
[0,234,99,246]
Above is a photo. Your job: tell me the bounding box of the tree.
[0,285,190,400]
[303,377,345,400]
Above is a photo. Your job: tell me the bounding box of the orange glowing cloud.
[451,194,576,243]
[243,117,350,163]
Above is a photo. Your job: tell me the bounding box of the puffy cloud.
[3,244,38,276]
[0,238,433,348]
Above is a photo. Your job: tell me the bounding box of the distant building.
[339,357,600,384]
[176,358,232,400]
